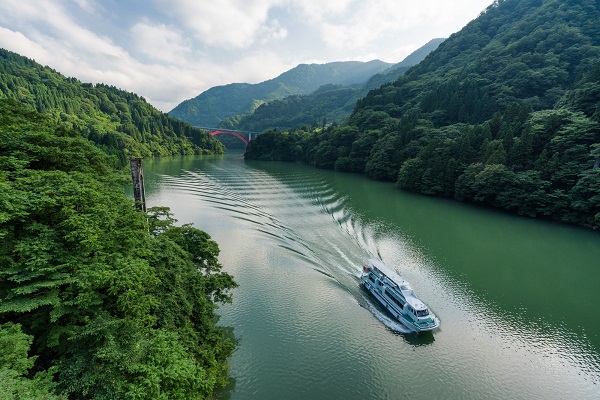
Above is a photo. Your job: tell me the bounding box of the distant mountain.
[244,0,600,229]
[220,39,445,133]
[168,60,392,127]
[219,84,362,133]
[0,48,223,162]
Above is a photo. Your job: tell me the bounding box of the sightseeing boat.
[360,258,439,332]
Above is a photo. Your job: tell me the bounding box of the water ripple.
[145,154,600,400]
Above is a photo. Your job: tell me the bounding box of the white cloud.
[386,44,421,64]
[0,0,127,60]
[0,1,183,109]
[304,0,491,53]
[0,0,494,111]
[71,0,100,14]
[259,19,288,44]
[131,22,191,63]
[265,0,491,62]
[228,51,295,84]
[0,22,293,111]
[0,27,56,65]
[0,0,41,23]
[154,0,287,49]
[291,0,355,21]
[318,1,410,50]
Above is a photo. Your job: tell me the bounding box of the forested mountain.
[245,0,600,229]
[0,99,237,398]
[389,38,446,71]
[363,38,446,91]
[220,39,445,133]
[219,84,362,132]
[168,60,392,128]
[0,48,224,165]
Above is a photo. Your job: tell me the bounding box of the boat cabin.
[361,258,439,332]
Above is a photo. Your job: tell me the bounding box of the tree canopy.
[0,99,237,399]
[0,48,224,166]
[245,0,600,229]
[169,60,393,128]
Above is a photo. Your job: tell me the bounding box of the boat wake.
[160,163,424,335]
[361,299,414,333]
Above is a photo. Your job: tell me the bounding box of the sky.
[0,0,494,112]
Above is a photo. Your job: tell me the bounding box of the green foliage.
[0,100,237,398]
[170,61,393,128]
[0,48,224,164]
[244,0,600,229]
[245,129,310,162]
[222,86,361,132]
[219,39,444,134]
[0,323,64,400]
[221,41,444,134]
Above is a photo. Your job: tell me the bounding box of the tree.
[0,100,237,399]
[0,322,63,400]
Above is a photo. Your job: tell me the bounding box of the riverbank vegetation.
[245,0,600,229]
[0,99,237,398]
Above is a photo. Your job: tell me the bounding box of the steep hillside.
[355,0,600,125]
[221,40,444,132]
[0,99,236,398]
[220,84,361,132]
[169,60,392,127]
[245,0,600,229]
[0,49,224,164]
[392,38,446,69]
[364,38,445,90]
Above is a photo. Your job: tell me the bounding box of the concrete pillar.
[130,158,146,212]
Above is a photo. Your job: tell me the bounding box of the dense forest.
[169,60,392,128]
[0,49,224,166]
[245,0,600,229]
[0,99,237,398]
[219,39,444,133]
[220,84,364,132]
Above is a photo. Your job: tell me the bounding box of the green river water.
[140,151,600,400]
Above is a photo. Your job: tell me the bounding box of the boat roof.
[366,258,428,311]
[367,258,405,284]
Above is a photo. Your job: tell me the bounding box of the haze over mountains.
[169,39,445,129]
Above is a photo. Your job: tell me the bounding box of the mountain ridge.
[169,60,393,127]
[244,0,600,229]
[217,39,445,134]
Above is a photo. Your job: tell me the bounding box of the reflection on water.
[141,152,600,400]
[400,330,436,347]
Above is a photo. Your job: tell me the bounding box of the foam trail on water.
[362,301,414,333]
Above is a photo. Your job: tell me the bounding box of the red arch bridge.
[200,128,260,145]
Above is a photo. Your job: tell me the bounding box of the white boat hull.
[360,259,439,333]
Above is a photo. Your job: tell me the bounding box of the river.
[140,151,600,400]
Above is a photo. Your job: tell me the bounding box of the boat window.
[384,289,404,309]
[378,281,383,286]
[416,309,429,317]
[369,274,376,283]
